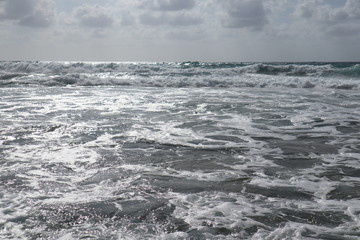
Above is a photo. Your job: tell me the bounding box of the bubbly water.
[1,62,360,239]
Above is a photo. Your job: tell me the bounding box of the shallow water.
[1,83,359,239]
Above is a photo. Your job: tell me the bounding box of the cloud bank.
[0,0,360,61]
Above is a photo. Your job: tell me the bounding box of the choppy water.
[1,62,360,239]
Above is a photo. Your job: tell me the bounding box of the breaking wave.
[0,61,359,89]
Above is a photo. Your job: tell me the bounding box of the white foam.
[1,80,359,239]
[170,191,270,234]
[251,223,309,240]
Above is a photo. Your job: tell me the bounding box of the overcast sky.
[1,0,360,62]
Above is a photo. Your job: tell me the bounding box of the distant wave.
[0,61,359,89]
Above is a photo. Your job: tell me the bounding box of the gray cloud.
[0,0,34,20]
[141,0,195,11]
[0,0,54,28]
[74,5,113,28]
[168,13,202,26]
[327,24,360,37]
[344,0,360,19]
[119,12,135,26]
[295,0,360,23]
[294,0,360,37]
[221,0,268,31]
[166,30,205,41]
[139,12,201,26]
[294,0,319,19]
[19,11,52,28]
[139,13,165,26]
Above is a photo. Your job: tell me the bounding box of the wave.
[2,61,360,76]
[0,61,359,89]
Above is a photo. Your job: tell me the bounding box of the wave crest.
[0,61,359,89]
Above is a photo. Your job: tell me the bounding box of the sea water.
[0,62,359,239]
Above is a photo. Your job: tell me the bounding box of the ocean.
[0,61,359,239]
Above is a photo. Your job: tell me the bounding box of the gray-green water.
[1,62,360,239]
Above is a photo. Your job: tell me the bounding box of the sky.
[0,0,360,62]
